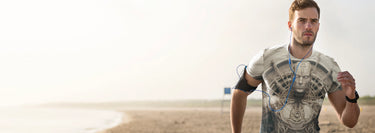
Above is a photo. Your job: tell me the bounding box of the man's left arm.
[328,71,360,128]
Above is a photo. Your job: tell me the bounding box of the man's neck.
[289,42,313,59]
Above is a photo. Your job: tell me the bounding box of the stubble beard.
[294,31,317,48]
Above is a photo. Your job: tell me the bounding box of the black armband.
[234,67,258,92]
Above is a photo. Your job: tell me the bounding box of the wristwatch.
[345,91,359,103]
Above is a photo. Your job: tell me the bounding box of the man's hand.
[337,71,356,99]
[331,71,360,128]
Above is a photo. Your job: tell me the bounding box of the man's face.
[290,7,320,47]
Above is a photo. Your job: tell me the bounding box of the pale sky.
[0,0,373,106]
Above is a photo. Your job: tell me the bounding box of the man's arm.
[230,72,262,133]
[328,71,360,128]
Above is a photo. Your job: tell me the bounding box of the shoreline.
[0,106,129,133]
[96,112,131,133]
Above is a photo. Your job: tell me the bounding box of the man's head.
[288,0,320,47]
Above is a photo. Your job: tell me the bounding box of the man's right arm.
[230,72,262,133]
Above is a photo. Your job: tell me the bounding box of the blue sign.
[224,88,231,94]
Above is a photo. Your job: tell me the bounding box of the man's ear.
[288,21,292,31]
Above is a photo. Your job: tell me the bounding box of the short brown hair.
[289,0,320,21]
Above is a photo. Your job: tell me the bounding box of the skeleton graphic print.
[246,44,341,133]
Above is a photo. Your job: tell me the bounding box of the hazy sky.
[0,0,374,106]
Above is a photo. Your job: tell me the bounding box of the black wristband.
[345,91,359,103]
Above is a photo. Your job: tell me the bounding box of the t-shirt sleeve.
[246,50,265,80]
[327,60,342,94]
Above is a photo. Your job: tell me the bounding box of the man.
[230,0,360,132]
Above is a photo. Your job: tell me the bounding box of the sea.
[0,106,123,133]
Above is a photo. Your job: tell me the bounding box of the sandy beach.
[98,105,374,133]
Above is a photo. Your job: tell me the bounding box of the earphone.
[234,28,313,112]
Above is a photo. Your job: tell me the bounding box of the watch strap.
[345,91,359,103]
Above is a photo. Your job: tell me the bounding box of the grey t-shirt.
[246,44,341,133]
